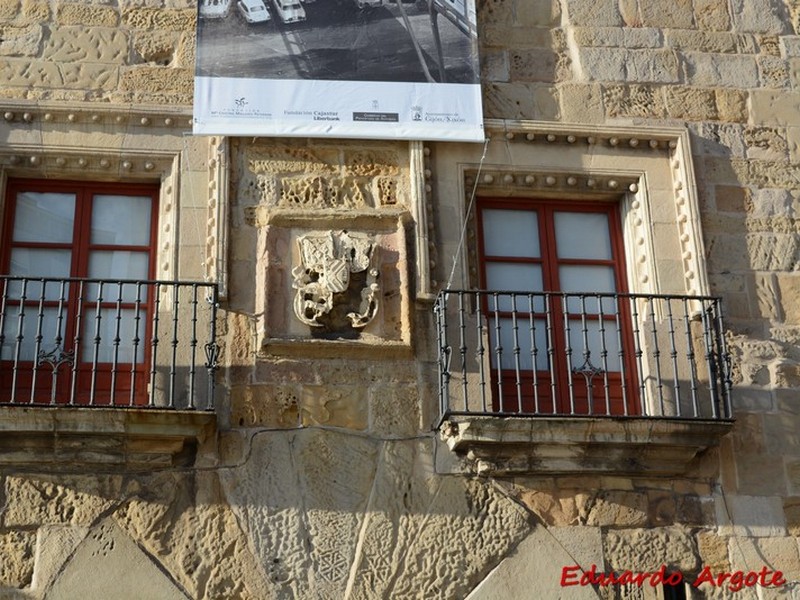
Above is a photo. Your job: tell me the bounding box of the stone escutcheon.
[292,230,379,332]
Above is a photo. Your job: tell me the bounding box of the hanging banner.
[193,0,483,141]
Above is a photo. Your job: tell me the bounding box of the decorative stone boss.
[292,230,380,334]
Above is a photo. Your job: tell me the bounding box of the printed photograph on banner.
[193,0,484,141]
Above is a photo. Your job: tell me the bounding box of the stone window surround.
[429,119,711,300]
[0,103,221,466]
[0,103,228,296]
[429,119,733,476]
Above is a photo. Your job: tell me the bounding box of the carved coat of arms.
[292,231,379,331]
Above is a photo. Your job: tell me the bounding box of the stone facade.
[0,0,799,598]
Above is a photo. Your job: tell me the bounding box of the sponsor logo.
[424,111,465,123]
[313,111,340,121]
[353,112,399,123]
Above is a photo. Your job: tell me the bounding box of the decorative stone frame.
[0,102,228,292]
[232,137,416,359]
[428,119,710,300]
[428,119,731,476]
[0,103,223,463]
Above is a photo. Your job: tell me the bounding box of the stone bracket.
[439,415,733,476]
[0,407,217,471]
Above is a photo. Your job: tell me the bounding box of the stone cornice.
[0,102,193,129]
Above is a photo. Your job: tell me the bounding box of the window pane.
[559,265,616,294]
[12,192,75,243]
[90,195,152,245]
[485,263,545,312]
[566,319,622,372]
[560,265,617,313]
[554,212,612,260]
[482,209,539,257]
[80,308,146,364]
[86,252,150,302]
[1,307,62,362]
[7,249,72,300]
[487,317,549,371]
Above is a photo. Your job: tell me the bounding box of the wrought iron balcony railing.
[0,276,219,410]
[434,290,733,422]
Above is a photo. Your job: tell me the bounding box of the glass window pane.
[12,192,75,243]
[90,195,152,245]
[482,209,539,257]
[485,263,545,312]
[559,265,616,294]
[7,249,72,300]
[80,308,146,364]
[487,317,549,371]
[560,265,617,313]
[1,307,62,362]
[554,212,612,260]
[566,319,622,372]
[86,252,150,302]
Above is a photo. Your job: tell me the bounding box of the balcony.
[0,276,219,468]
[434,290,734,475]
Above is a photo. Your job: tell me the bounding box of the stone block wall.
[0,0,799,597]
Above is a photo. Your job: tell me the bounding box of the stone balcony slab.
[439,416,733,476]
[0,406,216,471]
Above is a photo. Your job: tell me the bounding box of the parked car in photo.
[199,0,232,18]
[237,0,271,22]
[270,0,306,23]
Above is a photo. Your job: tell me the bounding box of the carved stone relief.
[237,142,405,210]
[292,231,380,336]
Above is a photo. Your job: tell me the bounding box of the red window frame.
[0,179,159,405]
[477,197,639,416]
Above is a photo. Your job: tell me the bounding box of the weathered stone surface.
[603,84,666,118]
[603,527,699,573]
[31,525,89,591]
[345,439,529,599]
[43,28,128,62]
[665,87,717,121]
[728,536,800,577]
[0,530,35,588]
[230,384,300,428]
[751,89,800,127]
[3,475,121,527]
[728,0,791,33]
[115,471,270,599]
[120,7,195,30]
[665,30,744,53]
[693,0,731,30]
[697,531,730,572]
[716,495,787,537]
[508,48,559,82]
[558,82,605,123]
[466,526,601,599]
[639,0,694,28]
[517,486,589,526]
[0,24,42,56]
[300,384,368,429]
[574,27,662,49]
[369,383,420,436]
[586,491,649,527]
[683,53,760,88]
[55,4,119,26]
[563,0,622,26]
[133,30,180,64]
[482,82,559,120]
[579,48,679,83]
[47,519,188,600]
